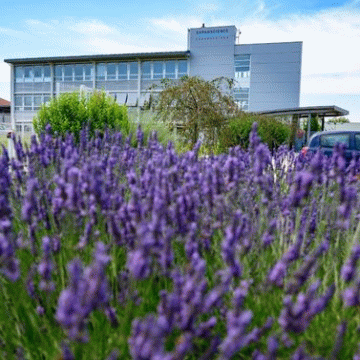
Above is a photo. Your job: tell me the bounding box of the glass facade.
[13,59,189,117]
[16,65,51,83]
[14,94,51,111]
[234,54,251,110]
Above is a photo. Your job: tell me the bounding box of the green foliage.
[154,76,240,150]
[327,117,350,125]
[217,112,291,152]
[303,115,321,132]
[127,110,187,153]
[33,90,129,141]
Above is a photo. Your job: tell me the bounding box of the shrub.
[218,113,291,152]
[33,90,129,141]
[303,114,321,132]
[127,110,187,153]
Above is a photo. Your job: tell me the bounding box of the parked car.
[302,130,360,164]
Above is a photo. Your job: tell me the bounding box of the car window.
[355,134,360,150]
[320,134,350,148]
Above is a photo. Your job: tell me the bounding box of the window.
[165,61,176,79]
[235,54,251,79]
[15,95,23,110]
[34,66,43,82]
[178,60,188,77]
[15,67,25,83]
[24,95,32,110]
[96,64,106,80]
[118,63,128,80]
[320,134,350,148]
[34,95,42,109]
[75,65,84,81]
[355,134,360,151]
[55,66,63,81]
[107,63,117,80]
[14,94,52,111]
[129,62,138,80]
[233,87,249,111]
[153,61,163,79]
[64,65,73,81]
[84,64,93,81]
[142,62,151,80]
[44,66,51,82]
[24,67,33,83]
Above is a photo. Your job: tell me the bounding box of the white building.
[4,24,302,134]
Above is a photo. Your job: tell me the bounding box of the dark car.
[302,130,360,164]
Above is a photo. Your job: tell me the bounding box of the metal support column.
[307,113,311,144]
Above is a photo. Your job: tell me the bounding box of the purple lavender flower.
[127,249,151,279]
[55,243,112,341]
[38,236,55,293]
[341,245,360,282]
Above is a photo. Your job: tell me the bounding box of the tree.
[153,76,241,149]
[303,115,321,132]
[33,90,129,141]
[327,117,350,125]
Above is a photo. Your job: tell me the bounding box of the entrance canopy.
[256,105,350,146]
[257,105,349,119]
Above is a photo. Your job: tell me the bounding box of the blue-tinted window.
[355,134,360,150]
[24,67,33,83]
[118,63,128,80]
[24,95,32,110]
[320,134,350,148]
[15,67,24,83]
[153,61,163,79]
[142,62,151,80]
[15,95,23,109]
[177,60,188,77]
[44,66,51,81]
[34,66,42,82]
[107,63,116,80]
[34,95,42,109]
[44,95,51,104]
[84,64,93,81]
[129,62,138,80]
[74,65,84,81]
[165,61,176,79]
[64,65,73,81]
[96,64,106,80]
[55,66,63,81]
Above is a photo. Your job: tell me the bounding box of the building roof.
[4,51,191,65]
[0,98,10,107]
[257,105,349,118]
[0,98,10,113]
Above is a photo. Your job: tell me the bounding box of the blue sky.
[1,0,360,121]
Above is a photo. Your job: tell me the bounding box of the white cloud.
[149,17,202,33]
[69,20,115,36]
[195,2,220,13]
[238,6,360,76]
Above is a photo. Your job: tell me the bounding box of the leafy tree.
[303,115,321,132]
[327,117,350,125]
[153,76,240,149]
[33,90,129,141]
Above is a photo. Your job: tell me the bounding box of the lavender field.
[1,124,360,359]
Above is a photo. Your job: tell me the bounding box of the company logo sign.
[195,28,229,40]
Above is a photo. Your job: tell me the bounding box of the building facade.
[4,24,302,134]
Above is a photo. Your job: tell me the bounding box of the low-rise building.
[4,24,302,134]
